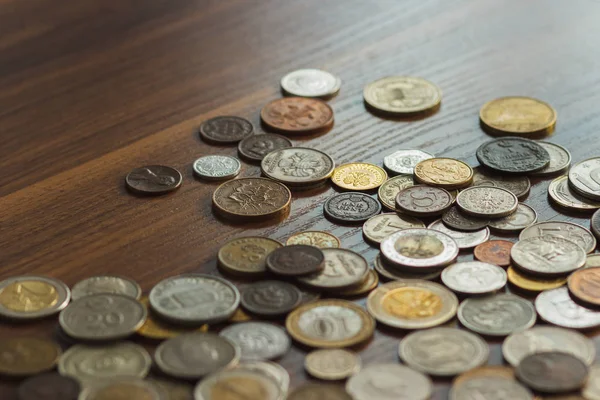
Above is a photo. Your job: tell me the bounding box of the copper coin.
[474,240,513,267]
[125,165,182,195]
[266,245,325,276]
[516,352,588,393]
[240,281,302,317]
[199,116,254,144]
[260,97,334,134]
[568,267,600,306]
[18,372,80,400]
[395,185,453,217]
[237,133,293,162]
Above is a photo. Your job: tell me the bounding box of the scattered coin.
[374,254,442,281]
[395,185,453,217]
[346,363,433,400]
[569,158,600,201]
[297,248,369,290]
[441,261,507,295]
[240,280,302,317]
[280,68,341,98]
[71,275,141,301]
[363,76,442,115]
[362,213,425,244]
[261,97,334,134]
[488,203,538,232]
[428,219,490,250]
[474,240,514,267]
[516,352,588,393]
[507,266,568,292]
[220,322,290,361]
[192,155,241,180]
[583,364,600,400]
[17,372,80,400]
[479,96,557,136]
[0,337,61,377]
[238,133,293,162]
[229,361,290,400]
[324,192,382,224]
[0,276,70,320]
[79,378,162,400]
[261,147,335,188]
[535,287,600,329]
[569,267,600,306]
[195,367,282,400]
[442,206,490,231]
[304,349,361,380]
[266,245,325,276]
[137,297,208,339]
[588,254,600,268]
[383,150,435,175]
[199,116,253,144]
[450,375,533,400]
[377,174,414,210]
[520,221,597,254]
[218,237,283,276]
[549,175,600,211]
[511,236,586,276]
[147,377,194,400]
[471,166,531,199]
[530,142,571,176]
[286,231,341,248]
[456,186,518,218]
[476,137,550,174]
[331,163,388,191]
[414,157,473,189]
[288,383,352,400]
[337,270,379,297]
[125,165,182,195]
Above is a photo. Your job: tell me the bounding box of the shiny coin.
[147,378,194,400]
[0,337,61,377]
[511,236,586,276]
[458,293,536,336]
[398,327,489,376]
[383,149,434,175]
[569,267,600,306]
[488,203,537,232]
[374,254,442,281]
[194,368,282,400]
[367,280,458,329]
[583,364,600,400]
[288,383,352,400]
[297,248,369,290]
[395,185,453,217]
[442,207,489,232]
[261,97,334,134]
[377,174,414,210]
[507,266,567,292]
[280,68,341,98]
[594,209,600,240]
[428,219,490,250]
[229,361,290,399]
[212,178,291,221]
[587,253,600,268]
[199,116,253,144]
[238,133,293,162]
[137,297,208,339]
[0,275,70,320]
[549,175,600,211]
[477,137,550,174]
[125,165,182,195]
[456,186,518,218]
[471,166,531,199]
[337,270,379,297]
[155,333,239,379]
[240,280,302,317]
[220,322,290,361]
[474,240,514,267]
[261,147,335,187]
[218,237,282,276]
[441,261,507,295]
[516,352,588,393]
[363,213,425,244]
[286,231,340,248]
[363,76,442,115]
[192,155,241,180]
[17,372,80,400]
[536,287,600,329]
[569,158,600,200]
[450,375,533,400]
[149,274,239,325]
[414,157,473,189]
[266,245,325,276]
[324,192,381,224]
[520,221,596,254]
[71,275,141,301]
[530,142,571,176]
[346,363,433,400]
[304,349,361,380]
[331,163,388,191]
[285,299,375,348]
[80,378,162,400]
[479,96,556,136]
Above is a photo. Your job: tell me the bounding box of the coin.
[474,240,514,267]
[346,364,432,400]
[80,378,162,400]
[374,254,442,281]
[583,364,600,400]
[458,293,536,336]
[137,298,208,339]
[71,276,141,301]
[569,158,600,200]
[324,192,382,224]
[220,322,290,361]
[442,207,490,231]
[511,236,586,276]
[453,366,516,385]
[594,209,600,240]
[297,248,369,290]
[286,231,340,248]
[367,280,458,329]
[288,383,352,400]
[414,158,473,189]
[502,326,595,367]
[362,213,425,244]
[218,237,283,276]
[337,270,379,297]
[261,147,335,187]
[529,142,571,176]
[331,163,388,191]
[155,333,239,379]
[363,76,442,115]
[304,349,361,380]
[240,281,302,317]
[194,368,282,400]
[479,96,556,136]
[192,155,241,180]
[450,375,533,400]
[441,261,507,295]
[535,287,600,329]
[261,97,334,134]
[0,337,61,377]
[395,185,453,217]
[569,267,600,306]
[377,174,414,210]
[149,274,239,325]
[229,361,290,400]
[0,276,70,320]
[280,69,341,98]
[212,178,291,221]
[516,352,588,393]
[125,165,182,195]
[471,166,531,199]
[477,137,550,174]
[428,219,490,250]
[488,203,538,232]
[148,378,193,400]
[285,299,375,348]
[398,327,489,376]
[456,186,518,218]
[549,175,600,211]
[507,266,567,292]
[17,372,80,400]
[519,221,597,254]
[199,116,253,144]
[238,134,293,163]
[383,150,435,175]
[266,245,325,276]
[588,254,600,268]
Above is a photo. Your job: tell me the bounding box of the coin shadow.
[259,121,333,141]
[363,101,440,121]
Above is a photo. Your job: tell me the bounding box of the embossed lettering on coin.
[395,185,453,217]
[220,322,290,361]
[429,219,489,250]
[324,192,382,223]
[488,203,537,232]
[261,147,335,186]
[569,158,600,201]
[549,175,600,211]
[363,76,442,115]
[476,137,550,174]
[304,349,361,380]
[442,207,489,232]
[441,261,507,295]
[266,245,325,276]
[471,167,531,199]
[530,142,571,176]
[71,276,141,301]
[218,237,282,276]
[414,158,473,189]
[456,186,518,218]
[535,287,600,329]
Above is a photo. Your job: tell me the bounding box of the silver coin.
[488,203,537,232]
[471,166,531,199]
[383,150,434,175]
[398,327,489,376]
[71,276,141,301]
[59,293,146,341]
[502,326,595,367]
[362,213,425,244]
[583,364,600,400]
[456,186,518,218]
[530,142,571,176]
[569,158,600,200]
[219,322,290,361]
[261,147,335,187]
[549,175,600,211]
[304,349,361,381]
[587,254,600,268]
[346,364,432,400]
[373,254,442,281]
[149,274,240,325]
[192,155,241,181]
[0,276,70,320]
[519,221,597,254]
[516,352,588,394]
[377,174,414,210]
[229,361,289,400]
[79,378,163,400]
[511,236,586,276]
[535,287,600,329]
[441,261,507,295]
[194,367,281,400]
[442,207,490,231]
[450,376,533,400]
[297,248,369,290]
[395,185,454,217]
[458,293,537,336]
[380,228,458,270]
[428,219,490,250]
[280,69,341,98]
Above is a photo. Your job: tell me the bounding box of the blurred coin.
[79,378,162,400]
[286,231,340,248]
[477,137,550,174]
[441,261,507,295]
[594,209,600,240]
[383,149,434,175]
[479,96,556,136]
[453,366,515,385]
[0,275,70,320]
[569,267,600,306]
[218,237,282,276]
[456,186,518,218]
[587,254,600,268]
[125,165,182,195]
[240,281,302,317]
[324,193,381,224]
[569,158,600,200]
[195,367,281,400]
[288,383,352,400]
[261,97,334,134]
[363,213,425,244]
[471,166,531,199]
[192,155,241,180]
[261,147,335,187]
[530,142,571,176]
[347,364,432,400]
[511,236,586,276]
[331,163,388,191]
[199,116,253,144]
[220,322,290,361]
[266,245,325,276]
[380,228,458,270]
[507,266,567,292]
[442,207,489,231]
[377,174,414,210]
[71,276,141,301]
[450,375,533,400]
[428,219,490,250]
[304,349,361,380]
[414,158,473,189]
[228,307,253,323]
[474,240,513,267]
[549,175,600,211]
[520,221,596,254]
[137,298,207,339]
[516,352,588,393]
[17,372,80,400]
[373,254,442,281]
[238,133,293,162]
[395,185,453,217]
[488,203,537,232]
[0,337,61,377]
[336,270,379,297]
[297,249,369,291]
[583,364,600,400]
[281,69,341,98]
[147,378,193,400]
[363,76,442,115]
[229,361,290,400]
[535,287,600,329]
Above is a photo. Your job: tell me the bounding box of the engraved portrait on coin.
[535,287,600,329]
[471,167,531,199]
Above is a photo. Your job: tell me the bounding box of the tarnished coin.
[377,174,414,210]
[367,280,458,329]
[331,163,388,191]
[471,166,531,199]
[549,175,600,211]
[59,293,146,341]
[569,267,600,306]
[346,364,433,400]
[507,266,567,292]
[281,69,341,98]
[285,299,375,348]
[337,270,379,297]
[488,203,538,232]
[192,155,241,180]
[441,261,507,295]
[71,276,141,301]
[286,231,340,248]
[0,337,61,377]
[530,142,571,176]
[442,207,490,231]
[395,185,453,217]
[0,275,70,320]
[212,178,291,221]
[240,281,302,317]
[535,287,600,329]
[374,254,442,281]
[137,298,208,339]
[18,372,80,400]
[266,245,325,276]
[414,158,474,189]
[584,364,600,400]
[428,219,490,250]
[305,349,361,380]
[398,328,489,376]
[450,376,533,400]
[125,165,182,195]
[511,236,586,276]
[362,213,425,244]
[458,293,536,336]
[383,150,435,175]
[516,352,588,393]
[79,378,162,400]
[199,116,253,144]
[288,384,352,400]
[155,333,239,379]
[220,322,290,361]
[503,326,595,367]
[261,147,335,187]
[194,368,282,400]
[324,193,381,224]
[363,76,442,115]
[520,221,597,254]
[261,97,334,134]
[238,134,293,162]
[569,158,600,201]
[476,137,550,174]
[147,378,194,400]
[479,96,556,136]
[218,237,282,276]
[229,361,290,399]
[474,240,514,267]
[297,248,369,290]
[456,186,518,218]
[149,274,239,325]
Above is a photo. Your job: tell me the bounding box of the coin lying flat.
[374,254,442,281]
[363,213,425,244]
[383,150,434,175]
[281,69,341,98]
[569,158,600,200]
[125,165,182,195]
[549,175,600,211]
[218,237,282,276]
[588,254,600,268]
[516,352,588,394]
[337,270,379,297]
[240,280,302,317]
[304,349,361,380]
[569,267,600,306]
[507,266,568,292]
[452,365,516,385]
[331,163,388,191]
[511,236,586,276]
[414,158,473,189]
[377,174,414,210]
[238,133,293,162]
[346,364,433,400]
[199,116,253,144]
[288,383,352,400]
[261,147,335,187]
[17,372,80,400]
[363,76,442,115]
[477,137,550,174]
[530,142,571,176]
[324,192,382,224]
[479,96,556,136]
[80,378,162,400]
[456,186,518,218]
[286,231,341,248]
[519,221,596,254]
[137,298,208,339]
[535,287,600,329]
[442,207,489,231]
[474,240,513,267]
[0,337,61,377]
[261,97,334,134]
[71,276,141,301]
[229,361,290,400]
[266,245,325,276]
[428,219,490,250]
[594,209,600,240]
[0,276,70,320]
[395,185,453,217]
[584,364,600,400]
[192,155,241,180]
[297,248,369,290]
[450,375,533,400]
[441,261,507,295]
[220,322,290,361]
[195,367,282,400]
[471,166,531,199]
[488,203,537,232]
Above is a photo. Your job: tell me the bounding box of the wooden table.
[2,0,600,398]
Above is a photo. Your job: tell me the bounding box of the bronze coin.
[442,206,490,231]
[474,240,513,267]
[324,193,382,224]
[199,116,254,144]
[568,267,600,306]
[266,245,325,276]
[260,97,334,134]
[125,165,182,195]
[18,372,80,400]
[240,280,302,317]
[237,133,293,162]
[395,185,453,217]
[516,352,588,393]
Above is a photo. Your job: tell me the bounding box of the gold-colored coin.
[480,96,556,137]
[147,378,193,400]
[337,270,379,297]
[305,349,362,380]
[377,175,414,210]
[414,158,473,189]
[0,337,61,377]
[453,366,515,387]
[228,307,253,322]
[136,298,208,339]
[211,376,270,400]
[331,163,388,191]
[363,76,442,115]
[286,231,341,248]
[0,276,70,319]
[195,369,281,400]
[507,266,567,292]
[548,175,600,211]
[83,379,162,400]
[217,237,283,276]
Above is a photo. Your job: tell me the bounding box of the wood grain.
[2,0,600,398]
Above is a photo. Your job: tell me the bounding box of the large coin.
[441,261,507,295]
[199,116,253,144]
[428,219,490,250]
[346,364,432,400]
[442,207,490,232]
[220,322,290,361]
[363,76,442,115]
[549,175,600,211]
[240,281,302,317]
[516,352,588,393]
[507,266,568,292]
[381,228,458,270]
[530,142,571,176]
[336,270,379,297]
[331,163,388,191]
[476,137,550,174]
[414,158,473,189]
[362,213,425,244]
[374,254,442,281]
[377,174,414,210]
[266,245,325,276]
[488,203,537,232]
[228,361,290,400]
[260,97,334,134]
[383,149,434,175]
[238,134,293,162]
[192,155,241,181]
[457,293,536,336]
[398,327,488,376]
[195,368,282,400]
[297,248,369,290]
[511,236,586,276]
[479,96,556,136]
[474,240,513,267]
[79,378,162,400]
[569,267,600,306]
[0,337,61,377]
[71,276,141,301]
[0,276,70,320]
[324,193,381,223]
[286,231,340,248]
[569,158,600,200]
[395,185,453,217]
[471,167,531,199]
[17,372,80,400]
[137,298,208,339]
[450,375,533,400]
[149,274,239,325]
[519,221,596,254]
[535,287,600,329]
[218,237,282,276]
[261,147,335,187]
[125,165,182,195]
[456,186,518,218]
[280,69,341,98]
[288,384,352,400]
[304,349,361,380]
[584,365,600,400]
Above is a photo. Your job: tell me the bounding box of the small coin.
[218,237,283,276]
[0,276,70,320]
[324,192,381,224]
[125,165,182,195]
[530,142,571,176]
[583,364,600,400]
[192,155,241,180]
[450,375,533,400]
[331,163,388,191]
[288,383,352,400]
[304,349,361,380]
[374,254,442,281]
[137,298,208,339]
[479,96,556,136]
[17,372,80,400]
[363,213,425,244]
[594,209,600,240]
[398,327,489,376]
[414,158,473,189]
[285,299,375,348]
[194,368,282,400]
[516,352,588,393]
[507,266,567,292]
[363,76,442,115]
[148,378,193,400]
[456,186,518,218]
[458,293,536,336]
[377,174,414,210]
[297,248,369,290]
[477,137,550,174]
[442,207,490,231]
[286,231,340,248]
[569,267,600,306]
[569,158,600,201]
[220,322,290,361]
[261,147,335,187]
[228,361,290,400]
[520,221,597,254]
[488,203,538,232]
[71,276,141,301]
[261,97,334,134]
[0,337,61,377]
[383,150,435,175]
[199,116,253,144]
[511,236,586,276]
[238,134,293,162]
[474,240,514,267]
[549,175,600,211]
[346,363,433,400]
[80,378,162,400]
[240,281,302,317]
[149,274,240,325]
[266,245,325,276]
[535,287,600,329]
[336,270,379,297]
[428,219,490,250]
[280,69,341,98]
[395,185,453,217]
[471,166,531,199]
[441,261,507,295]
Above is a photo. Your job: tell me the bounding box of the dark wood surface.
[2,0,600,398]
